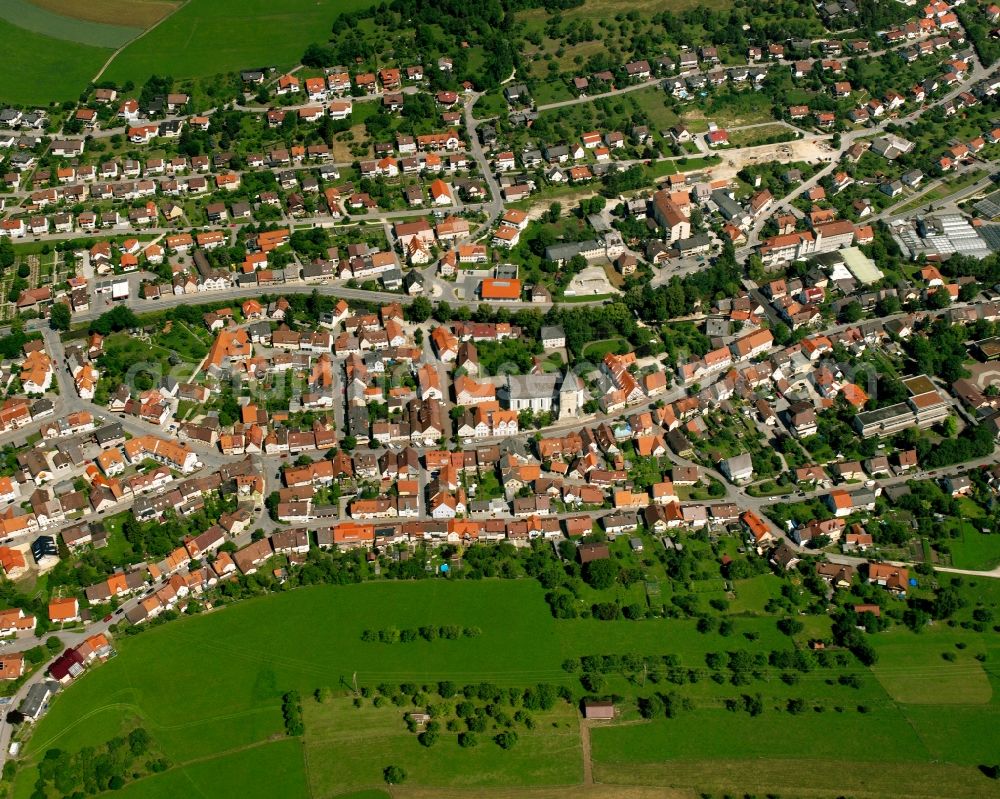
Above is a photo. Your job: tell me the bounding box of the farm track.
[91,0,190,82]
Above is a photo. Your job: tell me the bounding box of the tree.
[940,415,958,438]
[89,305,139,335]
[0,237,13,270]
[582,558,617,589]
[839,301,863,323]
[303,42,337,68]
[48,303,71,331]
[383,765,407,784]
[933,586,964,619]
[580,670,606,692]
[407,296,433,323]
[494,730,518,749]
[638,694,665,718]
[127,728,151,756]
[417,730,438,747]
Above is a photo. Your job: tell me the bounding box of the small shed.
[583,700,615,720]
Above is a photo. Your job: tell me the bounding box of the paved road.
[738,51,991,252]
[462,93,505,237]
[533,76,666,112]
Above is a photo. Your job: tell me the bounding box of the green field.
[872,626,994,704]
[113,738,308,799]
[0,18,112,105]
[11,579,1000,799]
[0,0,140,47]
[582,337,629,360]
[304,698,582,796]
[102,0,379,87]
[948,528,1000,571]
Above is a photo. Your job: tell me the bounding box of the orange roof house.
[206,327,252,369]
[840,383,869,408]
[0,652,24,680]
[257,228,290,252]
[0,546,26,578]
[480,278,521,301]
[48,597,80,623]
[740,510,773,544]
[429,179,451,203]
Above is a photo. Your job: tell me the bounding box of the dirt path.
[397,787,694,799]
[579,719,594,785]
[91,0,189,82]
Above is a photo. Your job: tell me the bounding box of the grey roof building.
[21,681,57,721]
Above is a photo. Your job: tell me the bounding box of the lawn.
[946,527,1000,571]
[728,575,782,615]
[893,169,988,215]
[95,328,202,401]
[157,321,209,362]
[102,0,381,87]
[0,18,112,105]
[582,337,629,360]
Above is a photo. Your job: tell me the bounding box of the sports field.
[101,0,380,87]
[10,579,1000,799]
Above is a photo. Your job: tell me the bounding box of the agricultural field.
[0,18,112,105]
[10,576,1000,799]
[592,628,1000,797]
[304,698,582,796]
[101,0,380,88]
[0,0,140,47]
[27,0,181,28]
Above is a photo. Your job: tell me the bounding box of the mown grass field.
[0,18,112,105]
[304,698,581,796]
[947,528,1000,571]
[11,579,1000,799]
[871,626,994,704]
[102,0,380,87]
[113,738,308,799]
